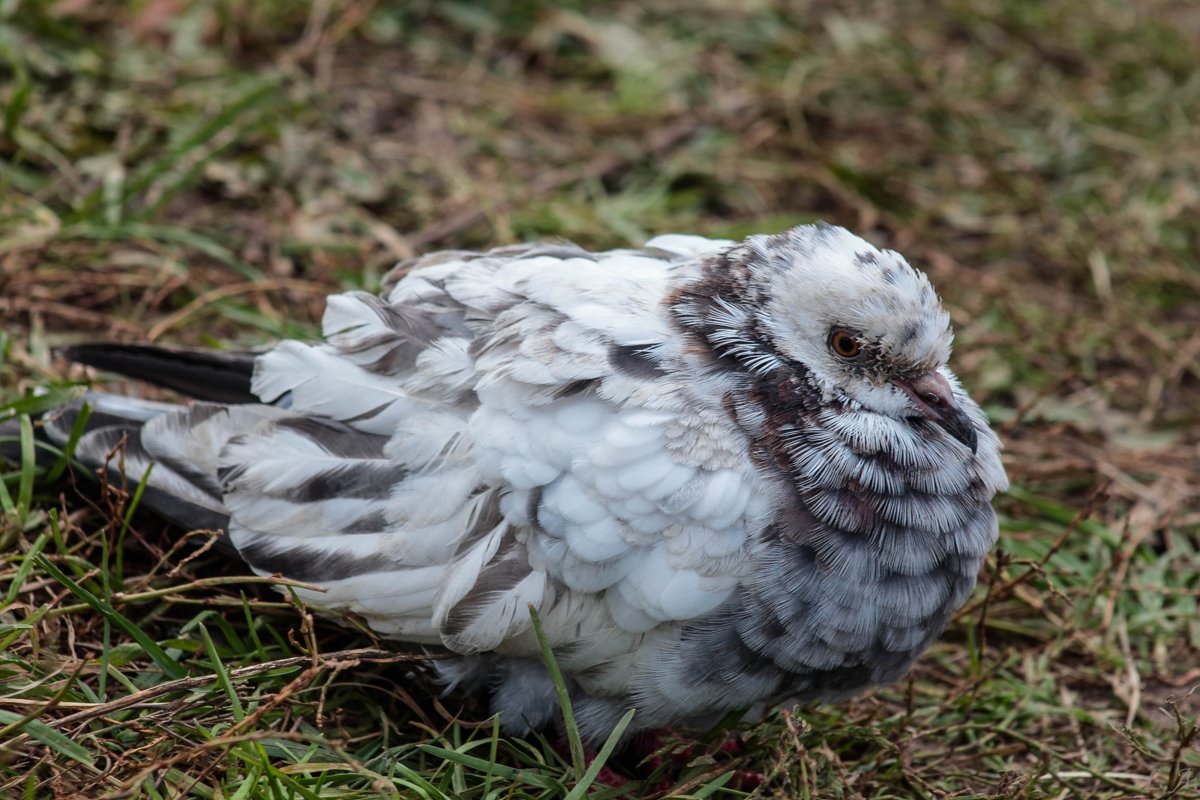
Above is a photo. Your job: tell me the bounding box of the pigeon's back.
[39,225,1007,741]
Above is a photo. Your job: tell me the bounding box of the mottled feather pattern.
[49,224,1006,742]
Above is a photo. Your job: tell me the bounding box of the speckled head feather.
[674,223,954,417]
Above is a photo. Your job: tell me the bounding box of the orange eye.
[829,329,863,359]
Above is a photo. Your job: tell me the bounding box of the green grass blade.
[45,402,91,483]
[528,604,586,774]
[34,553,187,680]
[115,464,154,581]
[563,708,636,800]
[0,41,30,139]
[226,765,261,800]
[57,222,263,280]
[16,414,34,519]
[2,532,48,606]
[0,709,95,768]
[199,622,245,723]
[0,463,15,517]
[415,745,561,789]
[691,771,737,798]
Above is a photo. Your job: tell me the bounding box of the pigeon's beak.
[893,372,978,454]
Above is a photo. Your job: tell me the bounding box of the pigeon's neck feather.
[663,266,999,704]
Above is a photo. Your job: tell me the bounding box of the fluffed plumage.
[32,223,1007,741]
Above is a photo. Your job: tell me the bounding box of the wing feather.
[63,236,772,670]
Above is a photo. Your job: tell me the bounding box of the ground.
[1,1,1199,798]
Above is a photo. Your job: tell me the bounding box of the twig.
[0,647,422,745]
[145,278,327,341]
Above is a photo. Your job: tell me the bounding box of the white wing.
[143,238,772,664]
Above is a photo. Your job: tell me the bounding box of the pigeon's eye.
[828,329,863,360]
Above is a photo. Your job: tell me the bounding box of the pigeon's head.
[676,223,979,452]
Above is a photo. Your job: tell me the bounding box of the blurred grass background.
[1,1,1199,797]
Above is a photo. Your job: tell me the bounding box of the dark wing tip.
[63,343,262,404]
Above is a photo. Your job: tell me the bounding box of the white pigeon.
[36,223,1007,741]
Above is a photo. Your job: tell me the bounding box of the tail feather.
[67,418,232,534]
[5,394,235,540]
[63,343,261,404]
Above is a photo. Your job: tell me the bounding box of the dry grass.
[2,1,1199,797]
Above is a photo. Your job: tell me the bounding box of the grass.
[1,0,1198,797]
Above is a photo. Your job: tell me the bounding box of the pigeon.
[23,223,1007,741]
